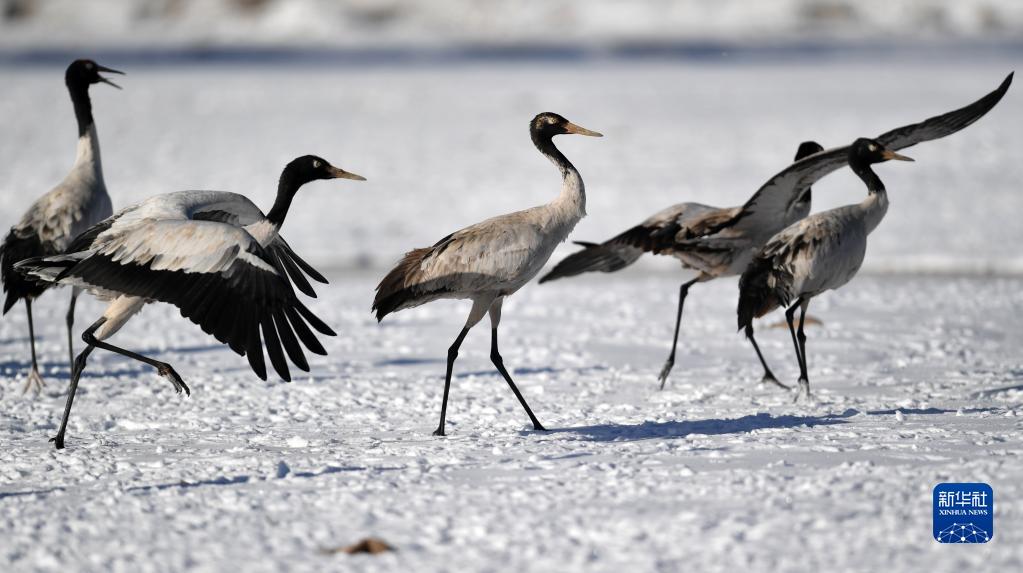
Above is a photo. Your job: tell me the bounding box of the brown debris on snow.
[321,537,396,555]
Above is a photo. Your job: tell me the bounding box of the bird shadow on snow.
[372,359,609,382]
[0,359,151,381]
[124,464,373,494]
[865,407,997,416]
[135,343,229,355]
[550,412,856,443]
[974,384,1023,398]
[971,377,1023,398]
[454,365,608,379]
[375,357,446,367]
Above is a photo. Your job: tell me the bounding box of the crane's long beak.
[563,122,603,137]
[882,149,914,162]
[329,166,367,181]
[96,65,125,90]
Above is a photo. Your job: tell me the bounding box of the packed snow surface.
[1,59,1021,571]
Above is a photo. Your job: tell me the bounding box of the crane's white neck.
[852,164,889,235]
[539,140,586,219]
[71,123,104,184]
[858,188,889,235]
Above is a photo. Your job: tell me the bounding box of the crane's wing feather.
[733,72,1013,234]
[877,72,1014,150]
[373,212,546,319]
[192,203,328,298]
[52,218,334,382]
[538,202,736,282]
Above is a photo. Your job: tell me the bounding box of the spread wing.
[191,200,328,298]
[55,218,335,382]
[732,72,1013,235]
[538,202,738,282]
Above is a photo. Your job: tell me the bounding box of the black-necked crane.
[737,138,914,402]
[373,112,602,436]
[540,72,1013,391]
[17,155,364,449]
[542,140,822,390]
[0,59,122,392]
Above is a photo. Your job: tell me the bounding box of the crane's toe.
[792,379,812,403]
[22,368,46,395]
[156,363,190,396]
[760,373,791,390]
[656,360,675,390]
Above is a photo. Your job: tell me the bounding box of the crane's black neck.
[67,80,94,138]
[852,162,886,195]
[532,131,576,177]
[266,170,303,227]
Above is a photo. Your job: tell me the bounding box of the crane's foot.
[21,368,46,395]
[432,427,446,437]
[156,363,190,396]
[792,378,812,403]
[656,357,675,390]
[531,422,547,432]
[49,434,66,450]
[760,373,791,390]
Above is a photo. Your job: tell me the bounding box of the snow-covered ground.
[1,58,1022,571]
[2,272,1021,571]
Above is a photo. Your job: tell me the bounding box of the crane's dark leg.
[657,277,700,390]
[490,327,545,431]
[434,327,469,436]
[794,298,812,402]
[82,326,190,396]
[744,323,789,390]
[23,299,45,394]
[784,300,805,383]
[66,287,80,376]
[51,320,100,449]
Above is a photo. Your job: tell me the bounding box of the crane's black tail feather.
[737,257,791,335]
[0,229,53,314]
[539,241,635,284]
[373,248,454,322]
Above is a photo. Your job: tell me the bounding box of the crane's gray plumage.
[17,155,363,449]
[0,59,121,392]
[541,72,1013,389]
[373,112,602,436]
[738,138,917,401]
[541,140,823,389]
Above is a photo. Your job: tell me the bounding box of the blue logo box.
[933,483,993,543]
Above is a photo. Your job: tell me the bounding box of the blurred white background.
[0,1,1019,275]
[0,0,1021,48]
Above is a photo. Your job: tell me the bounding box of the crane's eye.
[868,144,876,152]
[312,160,321,168]
[85,62,94,69]
[547,117,557,125]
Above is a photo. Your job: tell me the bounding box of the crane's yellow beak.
[882,149,914,162]
[329,166,366,181]
[563,122,603,137]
